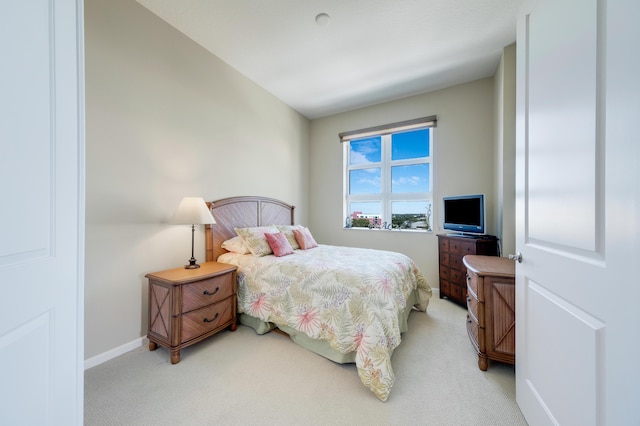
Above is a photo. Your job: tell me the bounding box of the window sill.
[343,227,432,234]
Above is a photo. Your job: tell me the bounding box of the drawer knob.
[203,313,219,323]
[203,287,220,296]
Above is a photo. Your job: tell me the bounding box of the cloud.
[392,176,423,186]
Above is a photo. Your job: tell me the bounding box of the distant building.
[351,211,381,227]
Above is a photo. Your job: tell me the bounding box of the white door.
[515,0,640,424]
[0,1,85,424]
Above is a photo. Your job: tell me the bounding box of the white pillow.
[221,236,250,254]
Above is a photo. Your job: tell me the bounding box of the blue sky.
[349,129,430,195]
[348,129,431,216]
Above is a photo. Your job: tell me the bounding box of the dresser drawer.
[450,268,464,284]
[467,290,478,313]
[466,271,478,295]
[466,290,484,328]
[466,314,480,351]
[439,252,450,267]
[449,283,462,301]
[181,297,234,343]
[440,280,450,296]
[450,239,475,256]
[450,255,465,271]
[439,265,450,280]
[182,273,234,313]
[439,238,450,252]
[467,297,479,324]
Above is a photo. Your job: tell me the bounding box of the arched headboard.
[205,196,295,262]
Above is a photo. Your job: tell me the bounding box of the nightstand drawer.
[181,297,234,343]
[182,273,234,313]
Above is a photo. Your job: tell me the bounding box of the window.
[341,116,436,231]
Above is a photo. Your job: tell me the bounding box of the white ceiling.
[137,0,523,119]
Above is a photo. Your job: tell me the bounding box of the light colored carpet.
[85,296,527,425]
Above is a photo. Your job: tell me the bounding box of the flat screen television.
[442,194,485,235]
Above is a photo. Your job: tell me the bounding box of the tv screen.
[442,194,485,235]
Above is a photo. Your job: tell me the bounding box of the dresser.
[463,255,515,371]
[437,234,498,306]
[146,262,237,364]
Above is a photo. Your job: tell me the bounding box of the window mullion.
[381,134,392,224]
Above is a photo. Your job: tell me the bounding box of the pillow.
[235,225,279,256]
[293,227,318,250]
[264,232,294,257]
[275,225,302,250]
[221,236,250,254]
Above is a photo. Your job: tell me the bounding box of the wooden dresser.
[463,255,515,371]
[437,234,498,306]
[146,262,237,364]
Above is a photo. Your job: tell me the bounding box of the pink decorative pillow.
[264,232,294,257]
[293,227,318,250]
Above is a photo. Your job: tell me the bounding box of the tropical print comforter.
[218,244,432,401]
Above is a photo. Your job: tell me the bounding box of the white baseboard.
[84,336,146,370]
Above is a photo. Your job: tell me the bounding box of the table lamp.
[170,197,216,269]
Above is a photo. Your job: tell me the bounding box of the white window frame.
[341,117,436,232]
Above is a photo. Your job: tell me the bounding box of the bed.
[205,196,432,401]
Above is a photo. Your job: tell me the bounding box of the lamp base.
[184,258,200,269]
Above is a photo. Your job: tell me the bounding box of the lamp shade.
[169,197,216,225]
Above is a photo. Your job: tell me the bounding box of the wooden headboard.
[205,196,295,261]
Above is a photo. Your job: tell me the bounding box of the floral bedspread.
[218,245,432,401]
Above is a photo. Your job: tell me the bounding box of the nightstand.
[463,255,515,371]
[145,261,237,364]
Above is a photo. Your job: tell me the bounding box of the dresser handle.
[203,287,220,296]
[203,313,219,323]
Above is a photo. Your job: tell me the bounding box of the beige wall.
[84,0,309,359]
[85,0,517,362]
[308,79,497,289]
[494,44,517,257]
